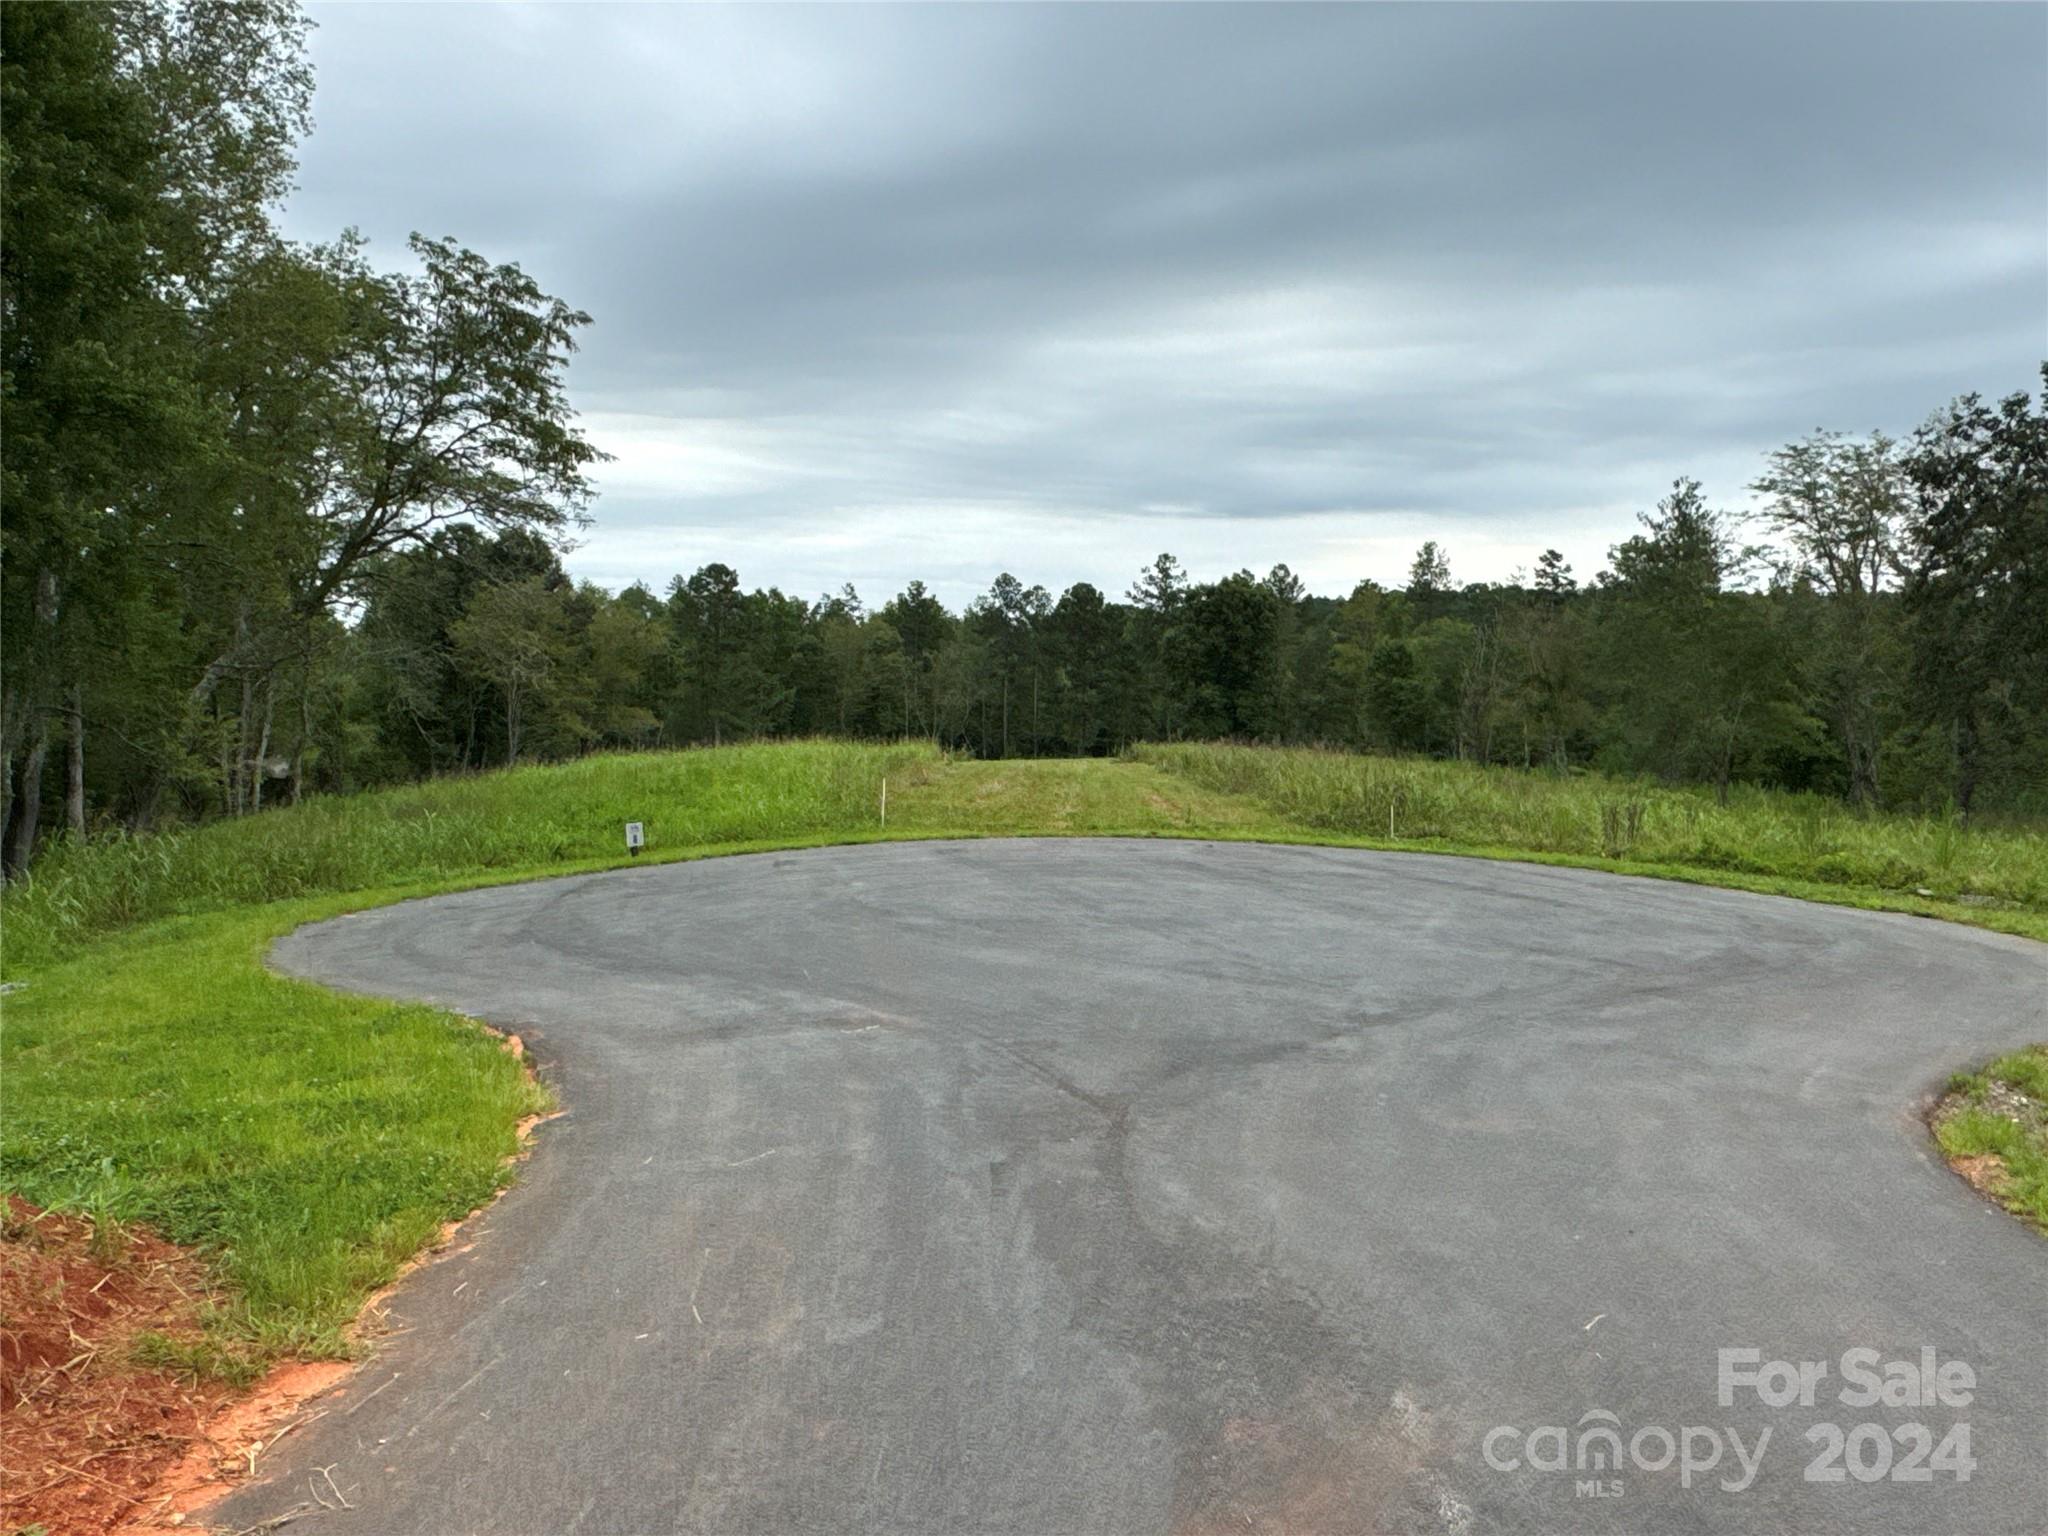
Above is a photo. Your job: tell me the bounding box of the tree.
[1125,553,1189,739]
[1901,372,2048,813]
[1172,572,1282,738]
[967,573,1050,756]
[1046,583,1122,754]
[668,564,775,745]
[1754,430,1909,803]
[109,0,313,285]
[1,1,192,866]
[881,580,951,737]
[583,590,666,748]
[1406,541,1453,606]
[450,580,575,765]
[1595,480,1804,799]
[1533,549,1576,602]
[1364,638,1427,751]
[2,1,608,861]
[1320,582,1384,746]
[1127,552,1189,614]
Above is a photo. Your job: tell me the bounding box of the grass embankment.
[4,740,2045,1379]
[1134,742,2048,943]
[1933,1045,2048,1232]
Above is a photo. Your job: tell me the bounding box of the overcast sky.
[285,2,2047,608]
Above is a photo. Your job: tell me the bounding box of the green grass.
[4,739,2044,1377]
[883,754,1271,836]
[1935,1045,2048,1232]
[1133,742,2048,942]
[2,897,551,1371]
[2,740,932,1374]
[2,739,940,973]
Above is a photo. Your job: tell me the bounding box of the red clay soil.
[0,1195,360,1535]
[0,1195,237,1533]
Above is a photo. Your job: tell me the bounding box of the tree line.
[326,394,2045,825]
[3,1,598,872]
[4,4,2043,876]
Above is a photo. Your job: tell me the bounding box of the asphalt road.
[217,840,2046,1535]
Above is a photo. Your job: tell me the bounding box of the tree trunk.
[291,678,311,806]
[506,680,523,765]
[0,686,17,862]
[251,685,275,813]
[1953,716,1978,818]
[235,654,258,817]
[9,713,51,875]
[66,686,86,836]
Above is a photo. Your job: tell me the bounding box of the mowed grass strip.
[882,754,1270,836]
[4,739,2046,1376]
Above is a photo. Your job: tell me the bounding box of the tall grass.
[2,740,935,973]
[1133,742,2048,910]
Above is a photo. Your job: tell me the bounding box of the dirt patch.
[1947,1153,2012,1199]
[0,1193,375,1533]
[116,1358,355,1531]
[0,1195,237,1534]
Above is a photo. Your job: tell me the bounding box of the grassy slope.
[4,741,2044,1374]
[1134,742,2048,943]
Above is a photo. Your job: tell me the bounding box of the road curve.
[217,840,2045,1535]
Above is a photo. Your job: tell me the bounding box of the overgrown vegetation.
[1135,743,2048,932]
[1934,1045,2048,1232]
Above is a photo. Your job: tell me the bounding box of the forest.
[4,0,2045,880]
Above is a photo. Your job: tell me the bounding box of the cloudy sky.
[284,3,2046,607]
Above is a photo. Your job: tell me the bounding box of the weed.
[1600,799,1647,859]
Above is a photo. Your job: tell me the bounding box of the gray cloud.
[287,2,2046,604]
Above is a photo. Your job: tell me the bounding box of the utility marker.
[625,821,645,856]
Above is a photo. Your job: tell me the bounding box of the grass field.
[4,739,2044,1376]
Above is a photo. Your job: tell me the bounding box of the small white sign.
[624,821,645,853]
